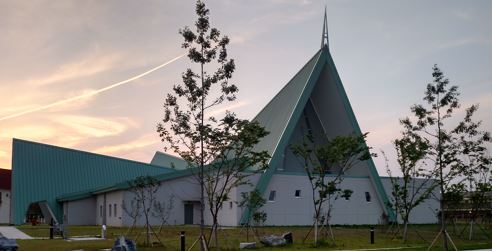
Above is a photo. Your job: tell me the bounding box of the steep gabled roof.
[240,45,395,223]
[251,49,324,159]
[11,138,175,224]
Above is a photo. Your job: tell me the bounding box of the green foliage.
[385,130,437,242]
[157,1,269,248]
[399,65,491,249]
[443,183,465,208]
[126,175,161,246]
[239,189,267,226]
[291,133,373,245]
[400,65,491,189]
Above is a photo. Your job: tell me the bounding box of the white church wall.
[105,191,124,227]
[380,177,439,224]
[121,176,202,227]
[262,173,385,225]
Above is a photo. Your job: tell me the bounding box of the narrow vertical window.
[294,190,301,198]
[109,204,112,217]
[365,192,371,202]
[229,201,233,209]
[268,190,276,202]
[114,203,117,216]
[100,205,103,217]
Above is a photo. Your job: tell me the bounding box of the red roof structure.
[0,168,12,190]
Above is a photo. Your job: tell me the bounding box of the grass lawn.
[14,223,492,251]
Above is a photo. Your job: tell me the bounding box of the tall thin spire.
[321,5,329,49]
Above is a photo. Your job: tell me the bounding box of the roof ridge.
[251,48,324,122]
[13,138,173,171]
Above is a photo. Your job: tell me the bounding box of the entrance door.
[184,203,193,225]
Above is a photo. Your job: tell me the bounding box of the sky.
[0,0,491,176]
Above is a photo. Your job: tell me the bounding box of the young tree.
[291,133,374,246]
[157,1,269,249]
[127,175,162,247]
[152,195,175,234]
[238,189,267,241]
[384,133,437,242]
[463,162,491,240]
[122,198,142,236]
[203,117,269,248]
[400,65,491,250]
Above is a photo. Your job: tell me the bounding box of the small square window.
[295,190,301,198]
[268,190,276,202]
[365,192,371,202]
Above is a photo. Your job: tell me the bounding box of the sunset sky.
[0,0,491,175]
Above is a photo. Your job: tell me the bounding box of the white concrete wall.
[380,177,439,224]
[262,174,385,225]
[121,176,202,227]
[105,191,124,227]
[95,192,124,226]
[64,197,96,225]
[0,189,10,224]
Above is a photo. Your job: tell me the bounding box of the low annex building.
[11,18,439,227]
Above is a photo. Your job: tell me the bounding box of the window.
[114,203,117,216]
[365,192,371,202]
[0,192,2,203]
[100,205,103,217]
[268,190,276,202]
[294,190,301,198]
[109,204,112,217]
[229,201,233,209]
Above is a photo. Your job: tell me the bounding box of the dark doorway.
[184,203,194,224]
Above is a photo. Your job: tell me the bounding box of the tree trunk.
[199,48,206,251]
[403,221,409,243]
[469,219,474,241]
[314,218,318,246]
[439,183,448,251]
[146,218,150,246]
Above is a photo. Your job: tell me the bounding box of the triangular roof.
[11,139,175,224]
[241,45,395,223]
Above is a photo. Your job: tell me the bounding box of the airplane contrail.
[0,54,185,122]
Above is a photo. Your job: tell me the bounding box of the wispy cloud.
[231,9,317,44]
[0,150,8,159]
[206,101,248,117]
[22,52,123,87]
[0,125,57,141]
[452,10,472,21]
[94,133,158,155]
[54,115,135,138]
[0,54,185,122]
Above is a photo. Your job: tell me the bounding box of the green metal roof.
[150,151,188,170]
[11,138,175,225]
[240,45,395,224]
[57,167,197,202]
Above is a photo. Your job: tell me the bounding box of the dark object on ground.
[0,236,18,251]
[260,235,286,247]
[282,232,293,244]
[111,236,136,251]
[239,242,257,249]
